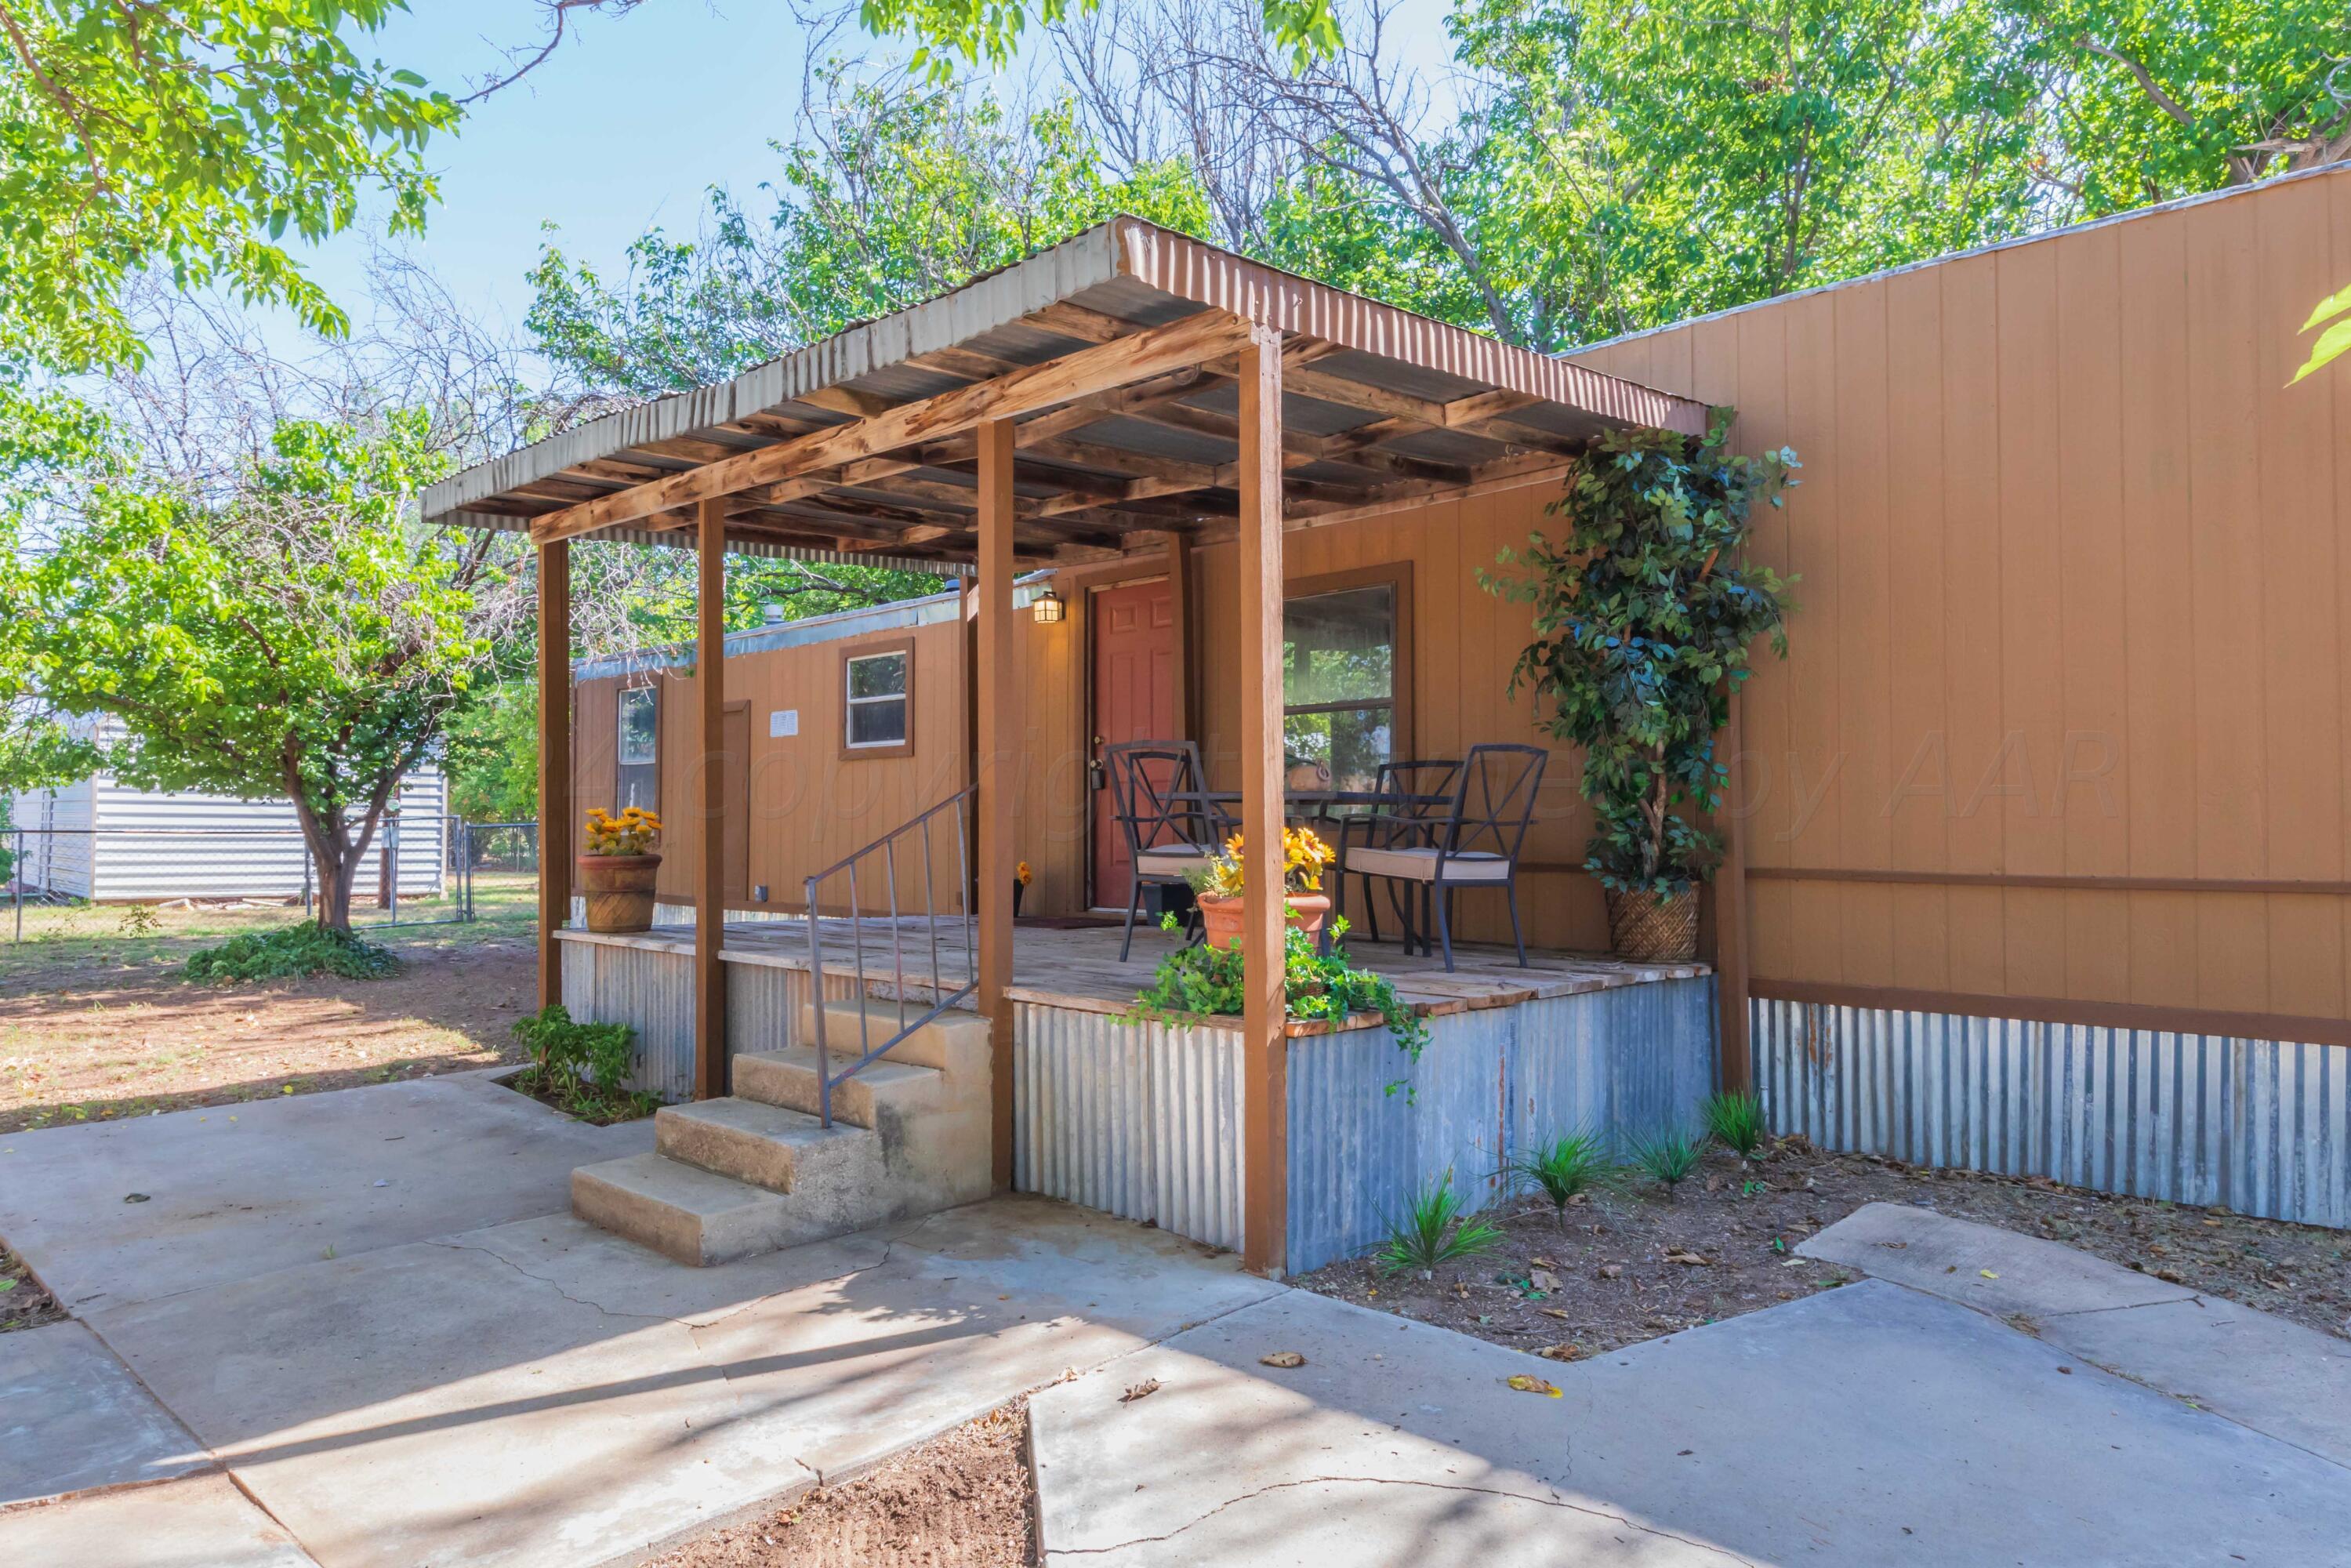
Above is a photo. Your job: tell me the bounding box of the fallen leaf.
[1597,1263,1623,1280]
[1540,1307,1573,1320]
[1979,1269,2000,1279]
[1119,1378,1162,1403]
[1259,1351,1306,1369]
[1665,1250,1712,1267]
[1506,1374,1563,1397]
[1530,1255,1558,1269]
[1534,1343,1582,1363]
[1529,1268,1559,1292]
[2154,1268,2186,1285]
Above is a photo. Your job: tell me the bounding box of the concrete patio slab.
[1031,1280,2351,1566]
[0,1071,651,1312]
[0,1474,317,1568]
[1805,1201,2351,1467]
[89,1196,1278,1568]
[0,1319,208,1505]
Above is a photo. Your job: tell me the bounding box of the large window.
[616,684,659,813]
[1283,568,1410,792]
[842,638,914,757]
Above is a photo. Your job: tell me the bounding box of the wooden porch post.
[1238,325,1289,1276]
[535,538,570,1011]
[976,419,1018,1191]
[693,499,727,1102]
[1713,690,1752,1093]
[1166,530,1195,742]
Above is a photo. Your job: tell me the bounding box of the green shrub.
[509,1005,658,1122]
[184,922,401,984]
[1702,1089,1767,1156]
[1127,916,1432,1086]
[1624,1126,1706,1200]
[1372,1176,1506,1275]
[1508,1129,1612,1226]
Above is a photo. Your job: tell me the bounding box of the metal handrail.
[803,786,978,1127]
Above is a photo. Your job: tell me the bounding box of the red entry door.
[1091,579,1177,909]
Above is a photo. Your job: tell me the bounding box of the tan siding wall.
[1570,168,2351,1024]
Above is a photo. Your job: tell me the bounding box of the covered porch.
[425,216,1723,1273]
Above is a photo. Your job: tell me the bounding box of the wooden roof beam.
[527,309,1257,545]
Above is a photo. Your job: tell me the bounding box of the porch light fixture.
[1032,586,1066,624]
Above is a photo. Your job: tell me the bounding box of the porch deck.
[553,916,1708,1034]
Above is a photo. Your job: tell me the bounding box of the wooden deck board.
[553,917,1707,1034]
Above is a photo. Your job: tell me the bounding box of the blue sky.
[297,0,1457,346]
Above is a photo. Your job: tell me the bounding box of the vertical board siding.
[1756,1000,2351,1229]
[1564,169,2351,1022]
[1285,977,1718,1274]
[1011,1003,1246,1250]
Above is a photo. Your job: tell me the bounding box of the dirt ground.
[1298,1135,2351,1356]
[2,1243,67,1333]
[645,1401,1034,1568]
[0,922,538,1134]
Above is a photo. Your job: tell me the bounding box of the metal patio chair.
[1338,743,1547,971]
[1104,739,1234,961]
[1330,759,1463,948]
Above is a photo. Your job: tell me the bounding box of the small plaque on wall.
[769,709,799,738]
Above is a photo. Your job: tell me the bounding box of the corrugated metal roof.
[426,217,1705,565]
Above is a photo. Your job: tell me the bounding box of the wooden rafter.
[528,310,1257,546]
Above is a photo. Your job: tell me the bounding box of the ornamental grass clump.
[1702,1089,1768,1157]
[1508,1129,1613,1227]
[1373,1176,1506,1276]
[1624,1126,1706,1200]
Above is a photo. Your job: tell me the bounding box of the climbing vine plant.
[1482,413,1798,899]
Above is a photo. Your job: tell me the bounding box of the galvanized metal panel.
[1011,1003,1246,1251]
[1285,977,1718,1275]
[562,939,697,1104]
[1755,1000,2351,1230]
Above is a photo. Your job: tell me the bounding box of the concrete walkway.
[10,1078,2351,1568]
[1031,1204,2351,1565]
[0,1076,1279,1568]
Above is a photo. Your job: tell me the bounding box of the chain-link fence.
[3,816,540,943]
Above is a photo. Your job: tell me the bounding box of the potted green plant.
[579,807,663,934]
[1484,413,1797,961]
[1188,826,1335,949]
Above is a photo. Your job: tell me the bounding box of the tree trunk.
[303,824,357,934]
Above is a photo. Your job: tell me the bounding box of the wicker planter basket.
[1605,887,1699,963]
[579,853,662,935]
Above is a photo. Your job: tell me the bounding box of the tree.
[23,412,527,930]
[855,0,1339,80]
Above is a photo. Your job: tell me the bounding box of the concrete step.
[570,1152,800,1269]
[734,1045,945,1130]
[655,1097,876,1193]
[800,997,990,1076]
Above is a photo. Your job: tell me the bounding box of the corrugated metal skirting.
[560,942,858,1103]
[1284,977,1718,1276]
[1755,1000,2351,1230]
[1012,1004,1247,1251]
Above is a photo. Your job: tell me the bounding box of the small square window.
[844,647,912,754]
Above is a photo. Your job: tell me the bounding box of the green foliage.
[509,1004,659,1122]
[0,0,457,373]
[2293,285,2351,387]
[16,410,513,928]
[1702,1090,1768,1158]
[183,922,401,985]
[1372,1176,1507,1275]
[528,72,1209,401]
[858,0,1337,79]
[1127,915,1433,1075]
[1508,1129,1612,1225]
[441,681,539,823]
[1624,1126,1706,1199]
[1484,417,1797,897]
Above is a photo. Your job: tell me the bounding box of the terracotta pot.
[1604,886,1700,963]
[1195,891,1330,950]
[579,852,662,934]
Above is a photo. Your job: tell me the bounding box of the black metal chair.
[1339,743,1547,971]
[1331,759,1462,947]
[1103,739,1234,961]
